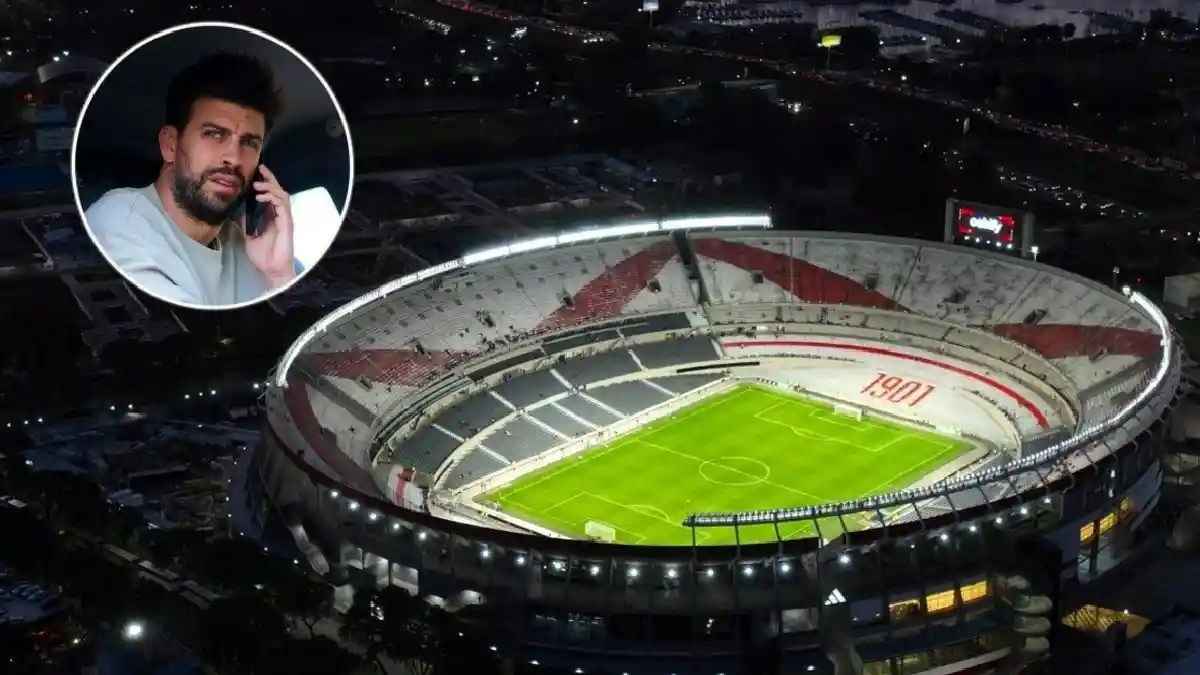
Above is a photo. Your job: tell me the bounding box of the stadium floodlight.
[462,246,511,266]
[660,214,772,230]
[414,260,460,282]
[509,236,558,254]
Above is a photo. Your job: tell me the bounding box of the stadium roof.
[36,54,105,83]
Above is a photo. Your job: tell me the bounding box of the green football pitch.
[482,384,972,546]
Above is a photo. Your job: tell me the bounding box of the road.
[296,616,417,675]
[435,0,1200,210]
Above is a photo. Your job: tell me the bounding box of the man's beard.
[171,164,246,227]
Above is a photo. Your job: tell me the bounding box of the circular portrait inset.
[72,22,354,310]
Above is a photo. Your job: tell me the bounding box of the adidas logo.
[824,588,846,606]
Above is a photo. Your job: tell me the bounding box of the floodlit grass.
[483,384,971,546]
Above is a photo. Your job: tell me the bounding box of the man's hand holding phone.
[242,164,296,289]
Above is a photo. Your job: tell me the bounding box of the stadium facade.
[244,214,1181,675]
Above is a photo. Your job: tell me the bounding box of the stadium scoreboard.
[944,199,1035,259]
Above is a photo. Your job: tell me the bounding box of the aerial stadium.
[244,213,1182,675]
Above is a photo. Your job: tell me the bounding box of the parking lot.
[0,566,64,626]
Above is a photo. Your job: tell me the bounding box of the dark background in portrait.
[73,24,351,212]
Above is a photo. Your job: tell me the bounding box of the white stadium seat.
[270,229,1166,500]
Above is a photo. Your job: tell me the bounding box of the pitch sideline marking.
[856,440,967,498]
[757,387,894,432]
[505,497,647,544]
[752,411,883,452]
[583,492,712,544]
[544,493,583,512]
[755,396,942,457]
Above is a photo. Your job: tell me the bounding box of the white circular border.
[698,456,771,487]
[69,21,356,312]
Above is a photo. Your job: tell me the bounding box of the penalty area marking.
[584,492,712,544]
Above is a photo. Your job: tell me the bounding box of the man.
[85,52,297,307]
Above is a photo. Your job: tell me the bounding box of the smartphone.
[243,168,266,237]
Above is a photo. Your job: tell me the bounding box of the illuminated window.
[889,599,920,621]
[1080,522,1096,543]
[1099,512,1117,535]
[925,589,956,614]
[1119,497,1133,519]
[959,580,989,604]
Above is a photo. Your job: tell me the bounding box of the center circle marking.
[698,456,771,487]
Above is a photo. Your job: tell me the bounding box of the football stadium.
[245,213,1182,675]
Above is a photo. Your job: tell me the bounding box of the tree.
[0,625,41,670]
[144,527,208,572]
[0,509,57,574]
[273,574,333,635]
[378,586,438,675]
[195,536,275,592]
[65,549,135,621]
[267,636,364,675]
[35,471,108,530]
[424,608,505,675]
[0,452,32,494]
[198,593,290,673]
[102,504,147,552]
[340,589,391,674]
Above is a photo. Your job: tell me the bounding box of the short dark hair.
[165,52,284,133]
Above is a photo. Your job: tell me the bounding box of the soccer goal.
[585,521,617,542]
[832,403,864,421]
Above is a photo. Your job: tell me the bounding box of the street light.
[818,34,841,71]
[122,620,145,641]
